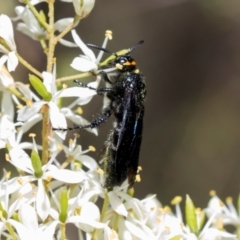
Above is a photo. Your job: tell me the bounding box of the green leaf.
[29,74,52,101]
[185,194,198,235]
[31,150,43,178]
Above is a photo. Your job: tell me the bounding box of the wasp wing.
[104,85,144,188]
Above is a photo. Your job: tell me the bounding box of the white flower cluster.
[0,1,239,240]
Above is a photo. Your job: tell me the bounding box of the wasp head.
[109,55,137,72]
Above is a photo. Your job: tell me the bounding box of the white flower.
[70,30,99,72]
[61,0,95,18]
[17,66,97,139]
[8,145,88,221]
[70,29,113,73]
[61,135,98,170]
[8,204,58,240]
[0,15,18,71]
[14,6,45,40]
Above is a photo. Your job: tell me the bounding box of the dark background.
[3,0,240,209]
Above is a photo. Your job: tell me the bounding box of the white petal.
[0,15,16,51]
[48,101,67,139]
[125,220,150,240]
[54,18,75,32]
[58,38,78,47]
[16,23,38,40]
[17,113,41,137]
[1,91,14,120]
[57,86,96,100]
[8,219,35,239]
[71,56,97,72]
[0,64,14,87]
[19,204,38,231]
[77,202,100,232]
[7,51,18,71]
[15,82,32,100]
[0,114,15,140]
[108,191,128,217]
[72,0,95,17]
[42,71,54,94]
[64,109,98,135]
[38,221,59,240]
[71,30,96,62]
[76,155,98,170]
[44,169,87,183]
[9,147,33,173]
[17,101,45,121]
[200,228,237,240]
[68,215,105,230]
[36,179,50,221]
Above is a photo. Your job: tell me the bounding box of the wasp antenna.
[87,44,115,55]
[129,40,144,54]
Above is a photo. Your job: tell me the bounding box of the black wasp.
[54,41,146,189]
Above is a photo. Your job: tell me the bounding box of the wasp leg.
[73,79,114,95]
[98,71,113,84]
[52,108,112,131]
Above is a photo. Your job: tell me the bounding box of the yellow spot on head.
[171,196,182,205]
[105,30,113,40]
[116,63,123,70]
[29,133,36,138]
[89,145,96,152]
[209,190,216,196]
[124,61,132,66]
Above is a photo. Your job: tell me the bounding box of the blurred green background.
[2,0,240,209]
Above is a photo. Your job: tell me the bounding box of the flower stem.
[92,195,109,240]
[41,104,50,165]
[59,223,66,240]
[56,72,92,83]
[22,0,50,31]
[47,0,55,73]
